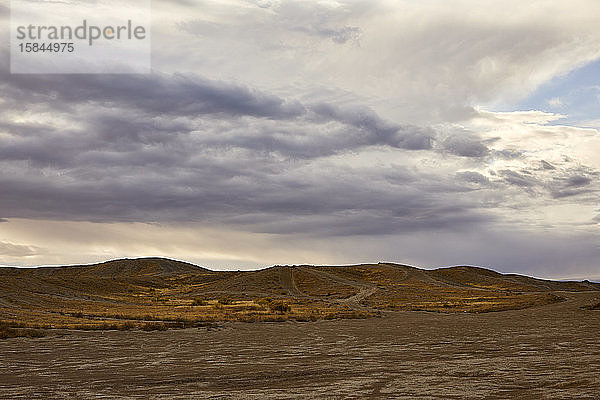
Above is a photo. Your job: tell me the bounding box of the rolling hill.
[1,258,598,331]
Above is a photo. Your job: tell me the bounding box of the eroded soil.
[1,292,599,399]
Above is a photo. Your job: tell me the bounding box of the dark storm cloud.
[1,71,306,119]
[564,175,592,188]
[0,120,58,137]
[86,114,193,147]
[1,66,584,237]
[456,171,490,185]
[550,174,596,199]
[499,169,539,188]
[0,67,450,232]
[245,206,490,237]
[0,78,496,234]
[310,103,434,150]
[0,144,493,236]
[389,227,600,280]
[492,161,599,201]
[551,189,592,199]
[441,134,490,158]
[0,67,436,166]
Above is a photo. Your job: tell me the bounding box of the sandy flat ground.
[1,292,599,399]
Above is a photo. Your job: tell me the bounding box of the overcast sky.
[1,0,599,279]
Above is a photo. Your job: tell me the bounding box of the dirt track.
[1,292,599,399]
[279,267,304,298]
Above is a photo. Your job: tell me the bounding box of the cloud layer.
[1,0,599,278]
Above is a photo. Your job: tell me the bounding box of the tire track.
[299,267,378,310]
[278,267,304,298]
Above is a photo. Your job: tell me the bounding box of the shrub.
[192,298,208,306]
[117,321,136,331]
[0,327,46,340]
[268,300,291,314]
[255,297,291,313]
[140,322,168,331]
[255,297,272,306]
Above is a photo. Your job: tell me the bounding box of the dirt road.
[1,292,599,399]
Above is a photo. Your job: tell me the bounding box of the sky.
[0,0,599,279]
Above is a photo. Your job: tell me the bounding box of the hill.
[1,258,598,331]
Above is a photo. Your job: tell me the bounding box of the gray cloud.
[271,0,362,44]
[550,174,595,198]
[499,169,539,188]
[296,25,361,44]
[177,0,361,53]
[492,149,523,160]
[2,56,599,252]
[0,241,38,257]
[456,171,490,185]
[2,64,597,241]
[0,65,479,234]
[541,160,556,170]
[255,0,272,9]
[1,71,306,119]
[0,152,495,236]
[309,103,434,150]
[0,65,437,168]
[565,175,592,188]
[1,0,600,279]
[153,0,600,129]
[486,160,599,203]
[441,134,490,157]
[377,227,600,280]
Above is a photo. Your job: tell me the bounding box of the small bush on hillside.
[118,321,136,331]
[0,324,46,340]
[140,322,168,331]
[256,297,273,306]
[268,301,291,313]
[256,298,291,313]
[192,298,208,306]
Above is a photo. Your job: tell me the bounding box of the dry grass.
[0,321,46,340]
[0,258,596,332]
[293,269,357,298]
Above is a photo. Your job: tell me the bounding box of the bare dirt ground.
[1,291,599,399]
